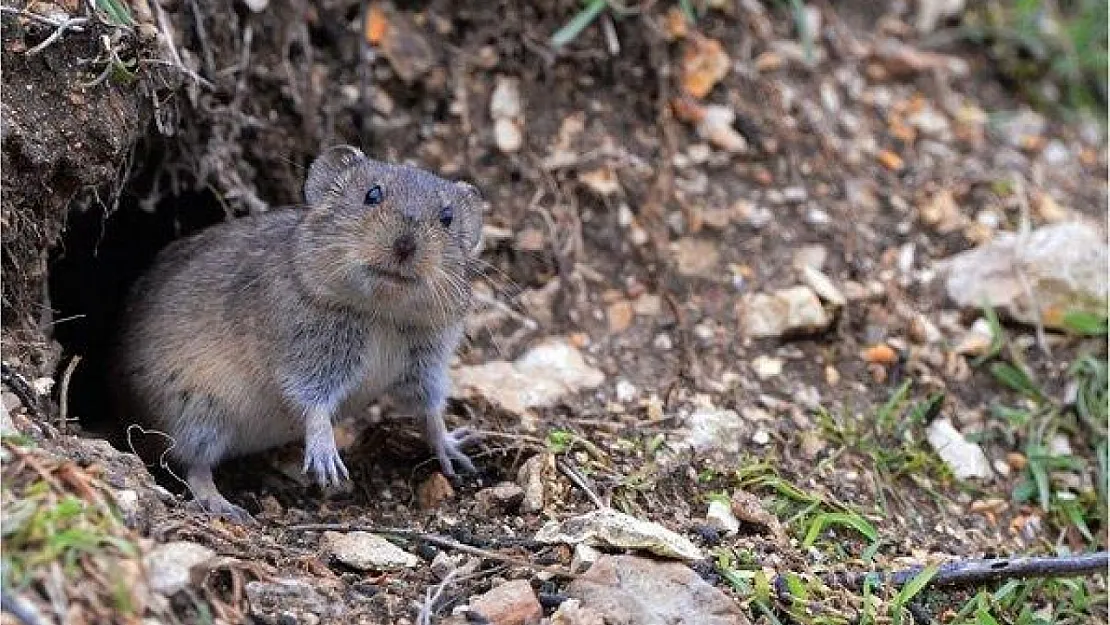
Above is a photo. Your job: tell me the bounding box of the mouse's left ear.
[305,145,366,205]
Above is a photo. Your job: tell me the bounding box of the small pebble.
[615,380,637,402]
[653,334,674,350]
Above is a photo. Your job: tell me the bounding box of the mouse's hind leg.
[391,354,479,476]
[167,392,255,523]
[185,465,254,524]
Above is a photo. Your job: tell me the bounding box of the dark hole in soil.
[46,186,227,438]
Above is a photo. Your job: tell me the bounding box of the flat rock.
[550,599,607,625]
[452,340,605,415]
[144,541,216,596]
[741,286,831,337]
[476,481,526,514]
[799,265,846,307]
[938,221,1108,330]
[469,579,542,625]
[571,543,602,573]
[926,418,992,480]
[685,407,747,455]
[566,555,753,625]
[535,508,702,562]
[246,577,341,623]
[321,531,419,571]
[379,12,435,84]
[673,238,721,277]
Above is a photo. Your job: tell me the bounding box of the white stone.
[926,418,992,480]
[535,508,702,561]
[653,333,674,350]
[493,118,523,153]
[741,286,831,337]
[706,500,740,536]
[800,265,846,307]
[751,355,783,379]
[615,380,638,402]
[144,541,216,595]
[321,531,420,570]
[571,543,602,573]
[939,221,1108,329]
[452,340,605,415]
[490,76,523,119]
[686,408,745,455]
[792,244,828,271]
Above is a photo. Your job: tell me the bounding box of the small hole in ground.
[47,186,226,440]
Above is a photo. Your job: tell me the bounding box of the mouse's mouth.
[365,265,420,286]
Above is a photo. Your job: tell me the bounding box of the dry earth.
[1,1,1106,624]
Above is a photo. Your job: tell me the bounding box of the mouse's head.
[294,145,485,324]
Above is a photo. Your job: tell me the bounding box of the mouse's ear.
[454,180,487,254]
[305,145,366,205]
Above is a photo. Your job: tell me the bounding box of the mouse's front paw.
[303,437,350,487]
[434,427,480,477]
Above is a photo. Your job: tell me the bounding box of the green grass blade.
[1061,310,1108,335]
[95,0,135,26]
[551,0,608,49]
[976,607,1003,625]
[990,362,1043,399]
[892,564,938,625]
[801,512,879,548]
[877,380,912,432]
[972,305,1006,366]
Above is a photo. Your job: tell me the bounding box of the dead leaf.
[364,4,387,45]
[662,6,688,40]
[877,150,904,171]
[681,35,730,99]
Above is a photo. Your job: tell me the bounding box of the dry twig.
[827,551,1110,590]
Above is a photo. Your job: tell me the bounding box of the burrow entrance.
[46,160,227,440]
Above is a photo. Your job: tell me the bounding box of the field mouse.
[113,145,485,521]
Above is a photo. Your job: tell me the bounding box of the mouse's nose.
[392,233,417,263]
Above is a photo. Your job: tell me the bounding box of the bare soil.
[1,0,1106,623]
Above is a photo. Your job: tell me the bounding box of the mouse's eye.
[364,185,384,206]
[439,205,454,228]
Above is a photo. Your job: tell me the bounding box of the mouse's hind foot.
[185,465,256,524]
[430,424,480,477]
[185,496,256,524]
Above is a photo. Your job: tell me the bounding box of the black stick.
[829,551,1109,590]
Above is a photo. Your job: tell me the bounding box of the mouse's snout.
[392,233,417,263]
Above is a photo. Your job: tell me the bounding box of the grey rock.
[741,286,831,337]
[926,418,992,480]
[566,555,753,624]
[517,453,552,513]
[535,508,702,562]
[321,531,419,570]
[246,577,338,623]
[452,340,605,415]
[144,541,216,595]
[939,221,1108,329]
[476,482,526,514]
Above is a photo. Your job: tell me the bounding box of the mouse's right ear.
[304,145,366,205]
